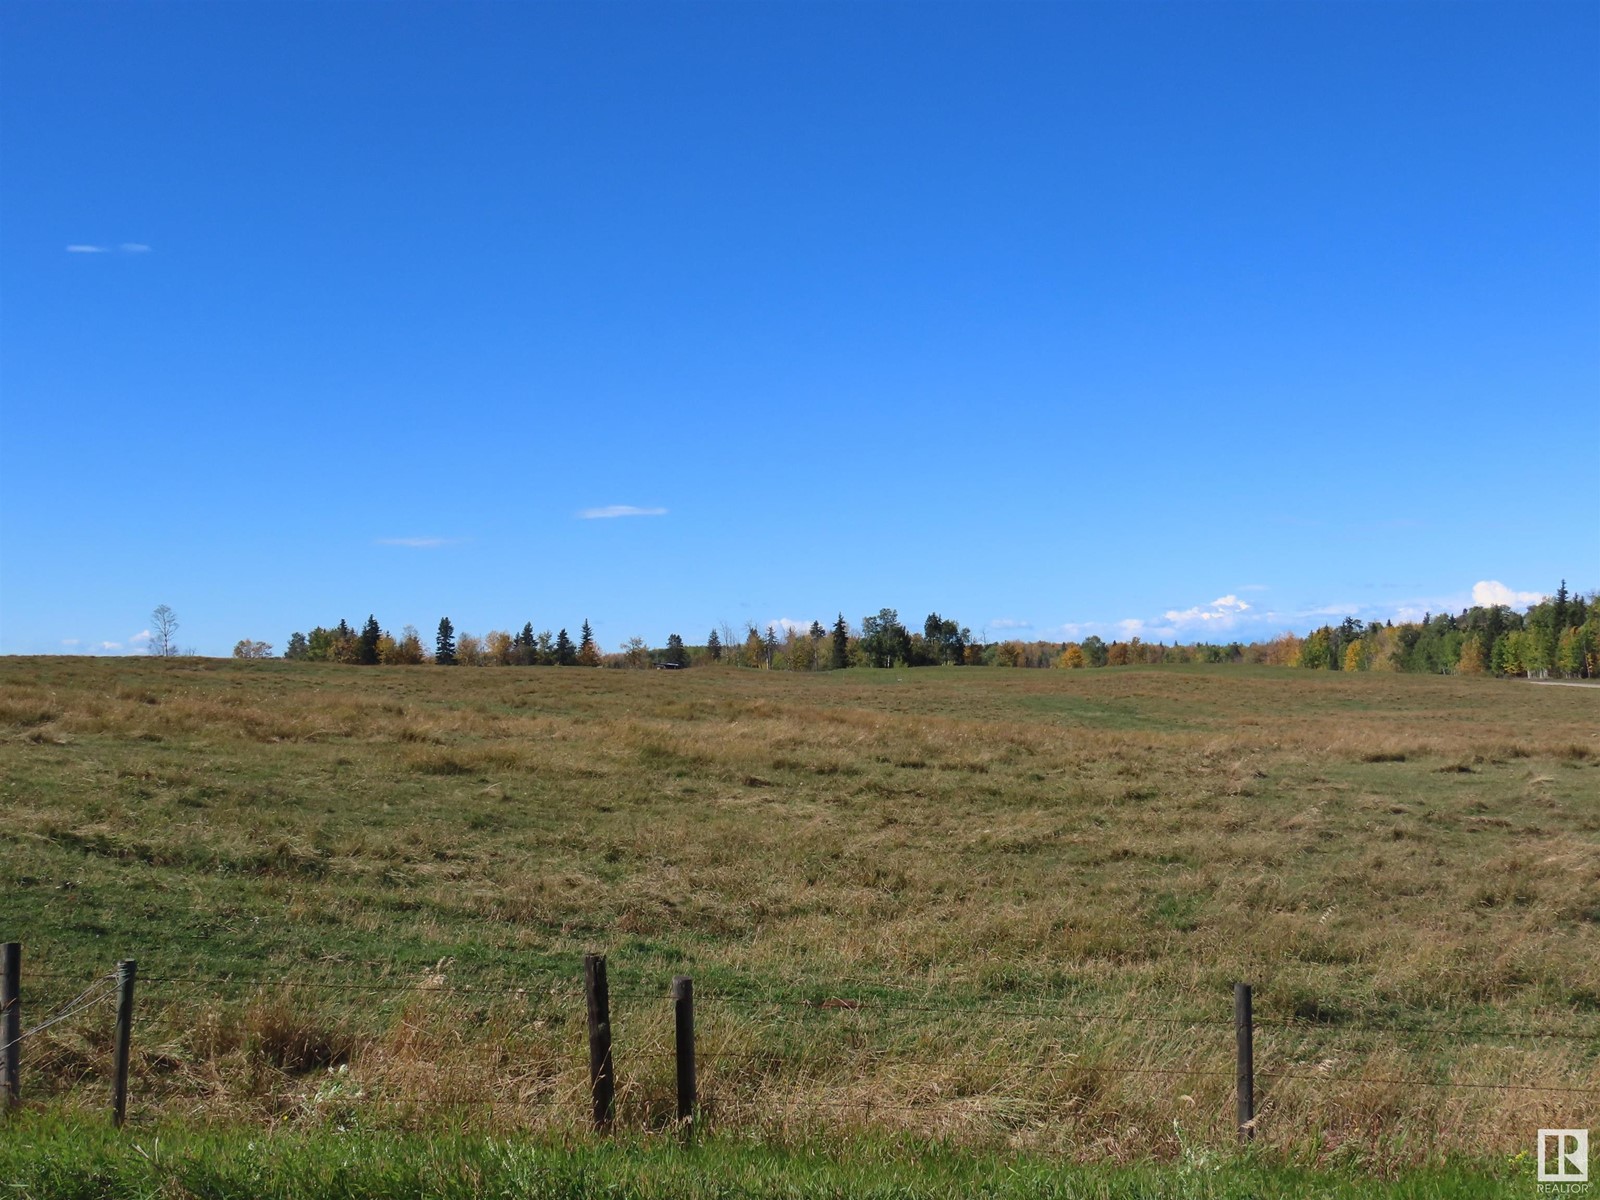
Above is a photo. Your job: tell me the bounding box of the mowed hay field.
[2,657,1597,1168]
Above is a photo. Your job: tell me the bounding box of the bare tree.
[150,604,180,657]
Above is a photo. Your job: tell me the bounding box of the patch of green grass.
[0,1117,1526,1199]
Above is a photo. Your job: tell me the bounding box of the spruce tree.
[577,620,600,666]
[707,629,722,661]
[358,615,381,665]
[555,628,576,666]
[831,614,850,669]
[666,633,688,668]
[435,617,457,665]
[516,622,536,666]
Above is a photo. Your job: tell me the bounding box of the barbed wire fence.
[5,943,1598,1139]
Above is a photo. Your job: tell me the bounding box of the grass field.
[0,1117,1530,1200]
[2,657,1597,1178]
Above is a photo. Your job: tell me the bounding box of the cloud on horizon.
[66,244,108,253]
[577,505,667,520]
[1163,594,1251,628]
[1471,580,1547,608]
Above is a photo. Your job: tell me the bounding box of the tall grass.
[2,657,1596,1168]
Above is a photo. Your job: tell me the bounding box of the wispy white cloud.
[61,638,80,647]
[130,629,152,644]
[66,244,108,253]
[774,617,814,634]
[989,617,1032,631]
[1163,594,1252,629]
[375,536,455,548]
[98,641,123,651]
[1471,580,1546,608]
[577,505,668,520]
[120,243,151,253]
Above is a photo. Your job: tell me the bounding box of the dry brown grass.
[2,657,1597,1165]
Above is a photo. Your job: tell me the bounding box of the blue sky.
[2,1,1595,655]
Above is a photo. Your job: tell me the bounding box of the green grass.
[2,657,1597,1175]
[0,1117,1529,1199]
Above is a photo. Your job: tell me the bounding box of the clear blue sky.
[2,1,1595,655]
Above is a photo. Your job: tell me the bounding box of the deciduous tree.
[621,637,650,669]
[150,604,180,657]
[391,625,427,665]
[485,629,514,666]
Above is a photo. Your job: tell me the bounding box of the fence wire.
[8,958,1599,1110]
[0,972,117,1054]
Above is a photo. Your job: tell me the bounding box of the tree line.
[252,581,1595,679]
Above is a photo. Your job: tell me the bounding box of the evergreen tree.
[284,632,309,661]
[764,624,779,668]
[577,620,601,666]
[555,628,576,666]
[707,629,722,661]
[515,622,537,666]
[358,615,381,665]
[809,620,825,642]
[435,617,457,665]
[666,633,688,668]
[831,614,850,669]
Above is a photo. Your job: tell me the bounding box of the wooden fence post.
[2,943,18,1109]
[671,975,696,1129]
[112,960,136,1128]
[584,953,614,1132]
[1234,982,1254,1143]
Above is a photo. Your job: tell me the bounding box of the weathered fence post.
[112,960,136,1128]
[671,975,696,1129]
[2,943,19,1109]
[1234,982,1254,1143]
[584,953,614,1132]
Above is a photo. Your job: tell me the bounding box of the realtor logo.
[1540,1129,1589,1183]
